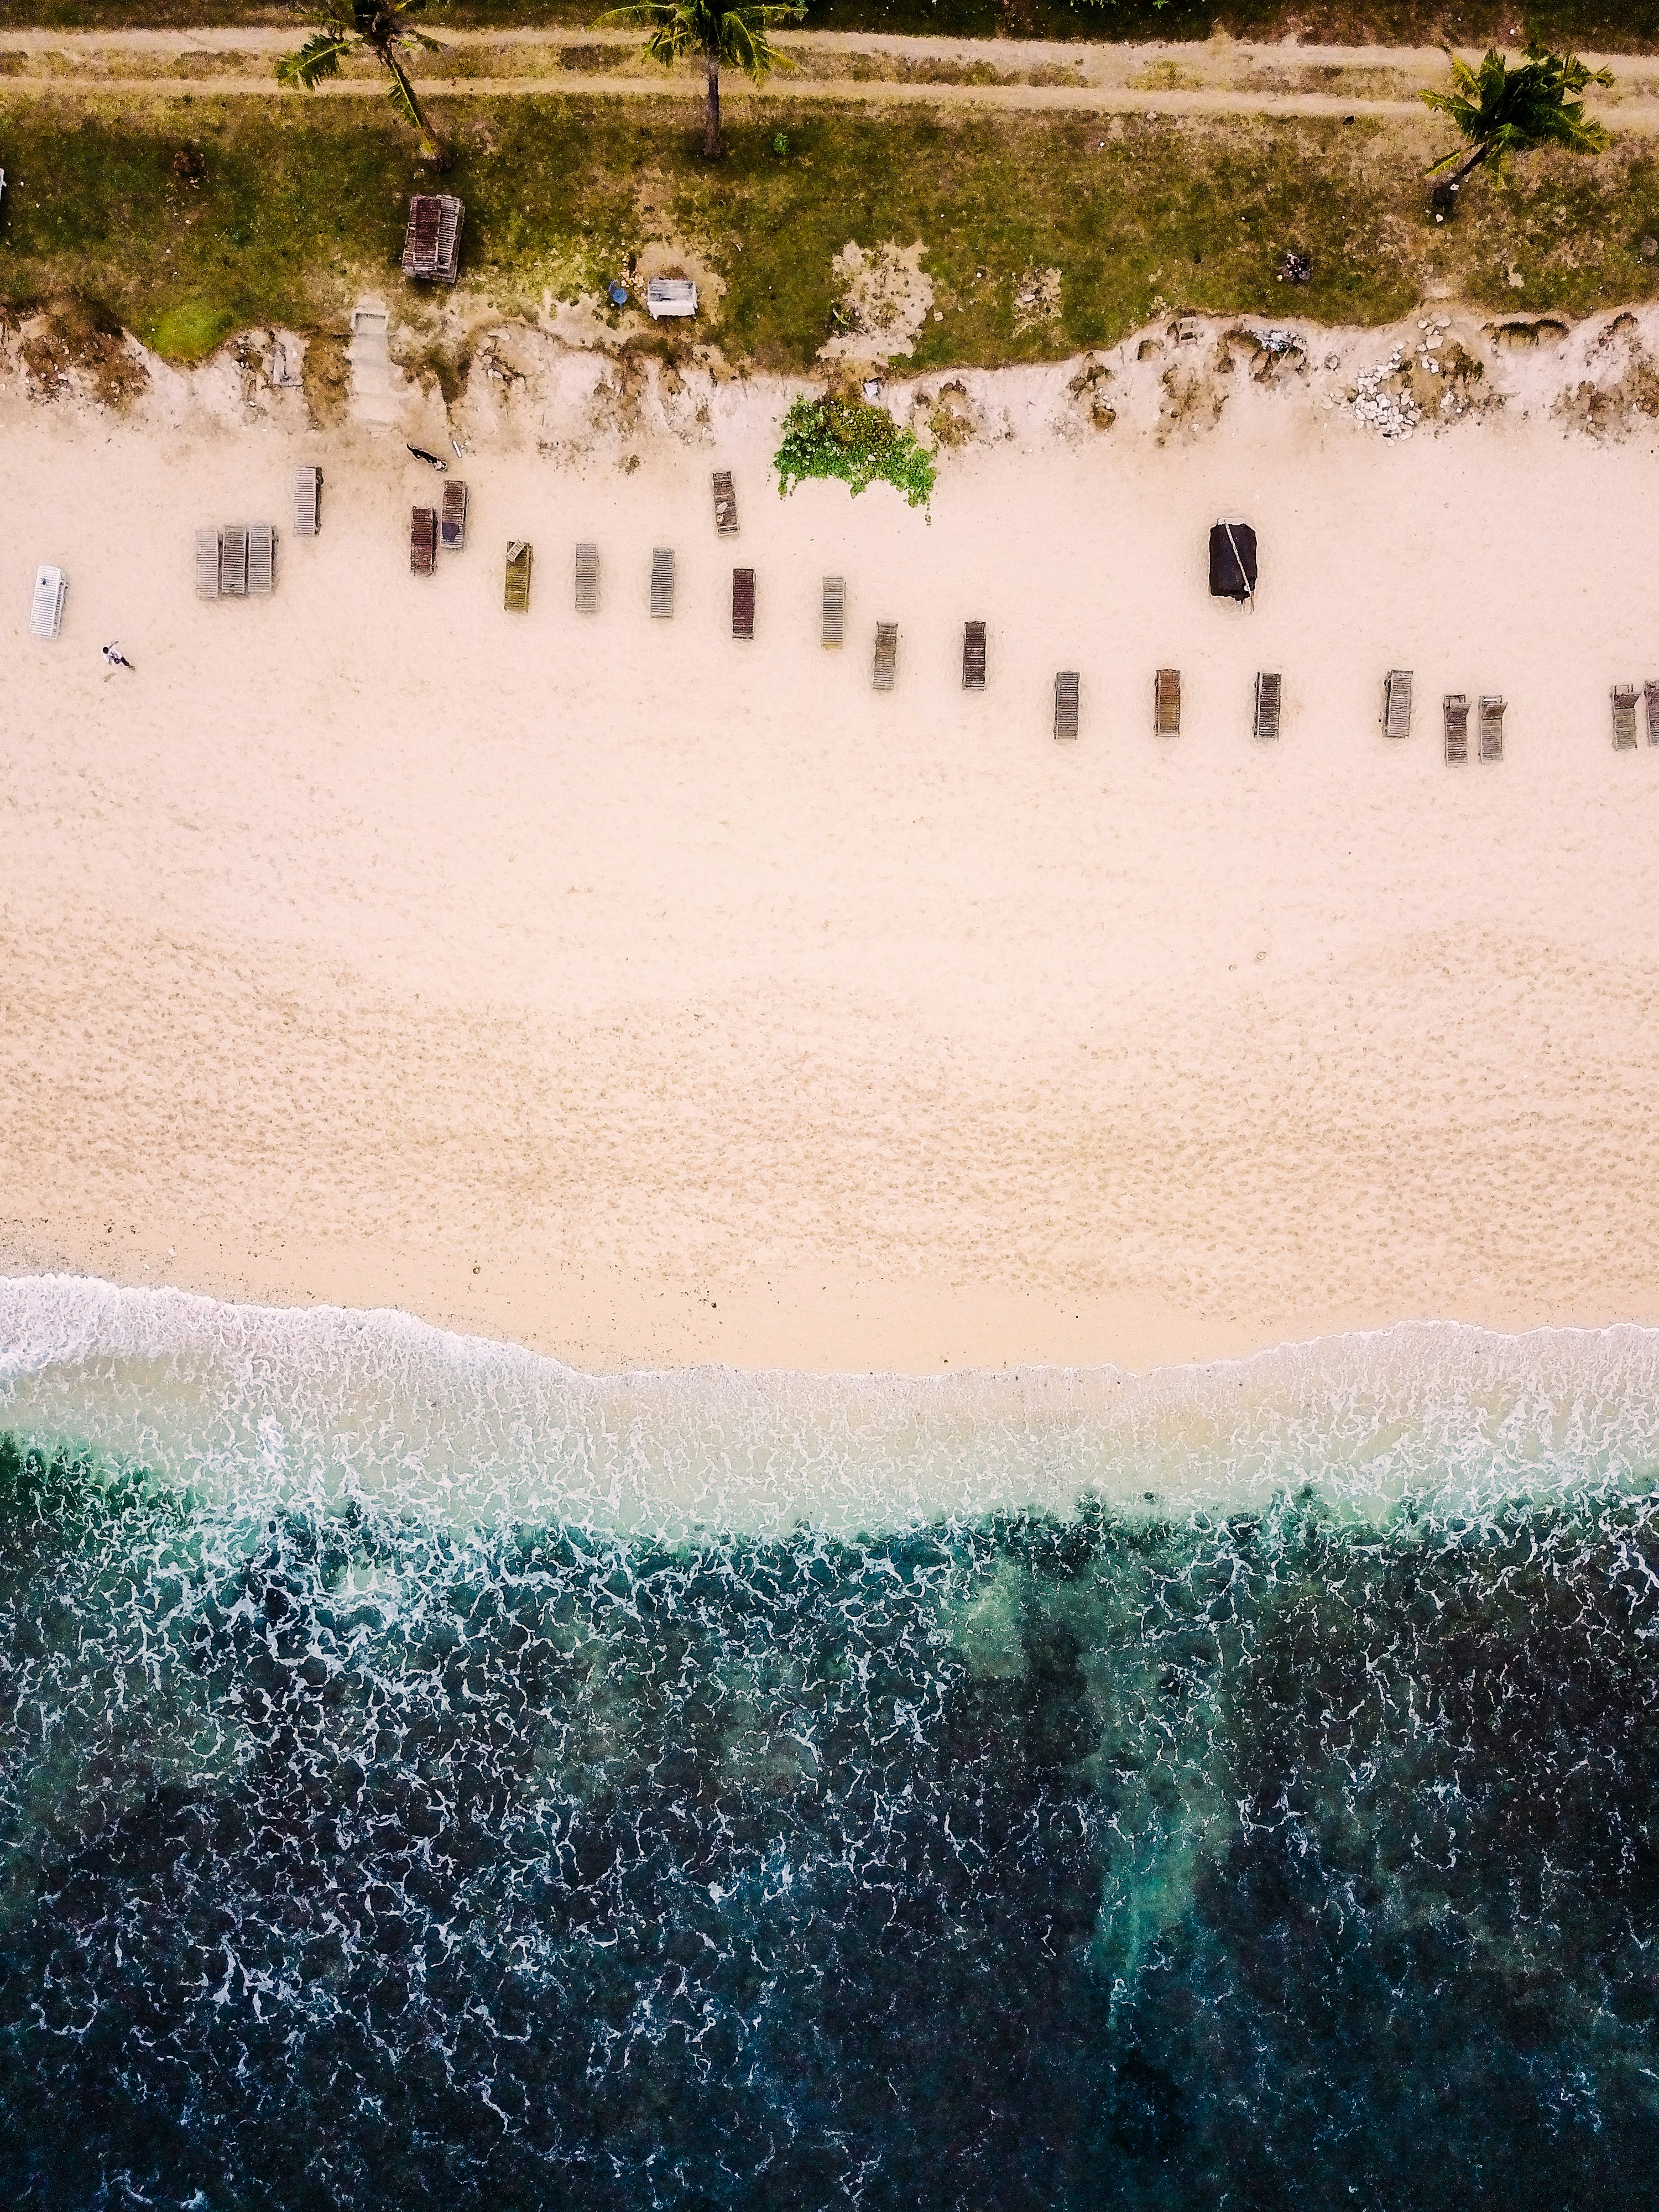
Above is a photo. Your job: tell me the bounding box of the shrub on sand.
[773,393,936,509]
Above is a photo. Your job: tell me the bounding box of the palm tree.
[1421,43,1612,204]
[602,0,805,161]
[278,2,448,168]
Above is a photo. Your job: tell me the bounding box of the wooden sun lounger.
[650,547,675,619]
[1155,667,1181,735]
[963,620,987,690]
[872,621,898,691]
[504,540,532,612]
[440,481,468,552]
[1054,671,1080,740]
[821,576,845,649]
[1254,671,1281,742]
[1383,668,1413,739]
[575,541,599,613]
[195,528,220,601]
[246,522,275,597]
[1444,693,1469,764]
[219,523,248,597]
[410,507,437,576]
[29,564,65,640]
[712,470,738,537]
[293,465,321,538]
[1479,694,1505,761]
[1613,685,1640,750]
[732,567,755,640]
[1646,681,1659,746]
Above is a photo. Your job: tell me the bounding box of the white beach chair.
[29,565,66,639]
[1383,668,1413,740]
[195,528,220,601]
[220,524,248,597]
[247,523,275,597]
[650,547,675,619]
[575,541,599,613]
[293,465,321,538]
[646,279,697,319]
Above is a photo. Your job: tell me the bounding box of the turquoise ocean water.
[3,1277,1658,2208]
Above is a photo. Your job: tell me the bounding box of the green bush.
[774,393,937,510]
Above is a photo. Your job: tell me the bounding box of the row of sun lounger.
[1386,673,1506,759]
[1439,694,1505,761]
[196,524,276,599]
[410,484,469,572]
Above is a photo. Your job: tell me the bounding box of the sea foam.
[4,1274,1658,1534]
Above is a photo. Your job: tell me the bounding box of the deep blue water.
[3,1430,1658,2210]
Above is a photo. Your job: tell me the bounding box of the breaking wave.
[3,1278,1659,2207]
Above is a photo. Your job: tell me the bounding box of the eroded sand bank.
[4,306,1659,1373]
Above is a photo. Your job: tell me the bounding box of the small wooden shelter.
[402,195,465,285]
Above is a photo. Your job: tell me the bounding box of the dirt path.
[0,27,1655,129]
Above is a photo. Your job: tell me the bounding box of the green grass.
[0,91,1657,367]
[150,298,237,359]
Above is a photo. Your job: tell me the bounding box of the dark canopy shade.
[1209,520,1258,602]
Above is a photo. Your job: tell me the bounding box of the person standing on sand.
[101,643,134,671]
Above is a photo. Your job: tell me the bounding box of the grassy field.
[0,91,1656,369]
[8,1,1659,53]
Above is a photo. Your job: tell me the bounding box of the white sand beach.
[4,307,1659,1374]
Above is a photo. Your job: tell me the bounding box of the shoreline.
[6,306,1659,1375]
[8,1276,1659,1537]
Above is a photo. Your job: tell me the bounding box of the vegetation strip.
[0,95,1656,368]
